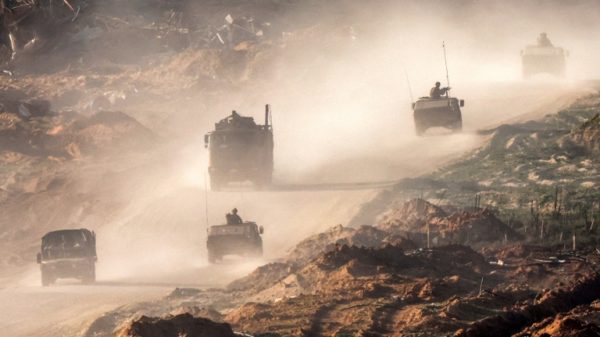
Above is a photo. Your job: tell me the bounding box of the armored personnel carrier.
[205,105,274,190]
[36,228,97,286]
[206,222,264,263]
[412,97,464,136]
[522,33,567,78]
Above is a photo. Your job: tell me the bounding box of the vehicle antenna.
[404,68,414,103]
[442,41,451,97]
[204,172,210,233]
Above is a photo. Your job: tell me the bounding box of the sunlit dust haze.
[1,1,600,336]
[88,0,599,283]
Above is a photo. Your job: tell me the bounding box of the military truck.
[412,97,464,136]
[521,34,567,78]
[205,105,274,190]
[36,229,97,286]
[206,222,264,263]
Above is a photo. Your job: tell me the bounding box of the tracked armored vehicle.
[522,34,567,78]
[36,229,97,286]
[206,222,264,263]
[412,97,464,136]
[205,105,274,190]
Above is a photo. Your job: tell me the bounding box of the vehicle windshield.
[210,224,254,235]
[211,131,259,146]
[523,46,564,55]
[42,231,90,249]
[416,100,452,109]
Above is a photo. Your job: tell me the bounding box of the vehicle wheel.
[41,269,54,287]
[453,121,463,133]
[250,245,263,258]
[82,266,96,284]
[208,250,218,264]
[415,126,424,136]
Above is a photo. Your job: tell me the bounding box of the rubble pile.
[114,313,237,337]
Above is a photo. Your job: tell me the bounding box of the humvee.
[521,45,567,78]
[412,97,464,136]
[36,229,97,286]
[206,222,264,263]
[205,105,274,190]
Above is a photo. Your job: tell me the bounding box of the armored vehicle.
[412,97,464,136]
[205,105,274,190]
[521,34,567,78]
[206,222,264,263]
[36,229,97,286]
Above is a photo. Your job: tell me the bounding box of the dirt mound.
[114,313,236,337]
[314,244,415,271]
[286,224,417,266]
[379,198,447,229]
[493,244,560,260]
[379,199,520,246]
[0,104,157,161]
[226,262,292,293]
[299,244,489,295]
[514,301,600,337]
[65,110,158,155]
[430,209,522,244]
[454,272,600,337]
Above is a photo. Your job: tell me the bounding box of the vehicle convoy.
[204,105,274,190]
[413,89,464,136]
[36,228,97,286]
[206,210,264,263]
[521,33,567,78]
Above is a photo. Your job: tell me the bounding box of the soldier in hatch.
[430,81,450,99]
[226,208,243,225]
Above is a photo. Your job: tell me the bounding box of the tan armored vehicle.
[206,222,264,263]
[522,33,567,78]
[412,97,464,136]
[204,105,274,190]
[36,229,97,286]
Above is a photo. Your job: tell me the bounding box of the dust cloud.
[2,2,600,335]
[48,0,600,282]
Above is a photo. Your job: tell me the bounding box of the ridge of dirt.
[114,313,237,337]
[378,199,522,247]
[513,300,600,337]
[454,272,600,337]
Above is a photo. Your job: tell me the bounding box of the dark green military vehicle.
[206,222,264,263]
[204,105,274,190]
[521,33,567,78]
[412,97,464,136]
[521,45,567,78]
[36,229,97,286]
